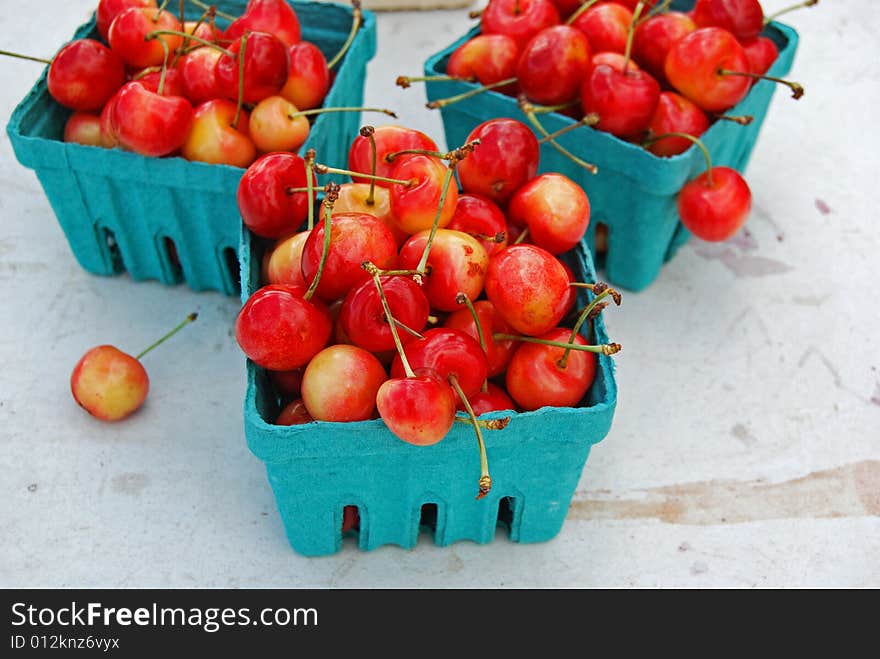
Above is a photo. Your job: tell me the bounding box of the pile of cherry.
[402,0,812,243]
[233,119,622,499]
[18,0,372,167]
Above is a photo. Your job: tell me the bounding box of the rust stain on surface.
[569,461,880,525]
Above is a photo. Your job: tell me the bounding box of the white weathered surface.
[0,1,877,588]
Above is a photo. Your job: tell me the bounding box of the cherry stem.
[623,2,647,75]
[179,0,185,26]
[569,282,623,306]
[174,6,215,67]
[0,49,51,65]
[715,113,754,125]
[764,0,818,25]
[717,69,804,99]
[643,131,713,185]
[468,8,483,19]
[313,163,414,187]
[363,262,415,378]
[367,267,424,277]
[157,39,170,96]
[327,0,362,70]
[519,96,599,174]
[494,333,622,357]
[426,77,517,109]
[232,33,246,130]
[537,114,600,144]
[560,286,620,368]
[470,231,506,243]
[393,318,425,340]
[396,74,476,88]
[360,125,378,206]
[154,0,171,22]
[530,99,581,115]
[146,29,233,57]
[448,374,492,500]
[304,149,316,231]
[513,227,530,245]
[639,0,672,24]
[455,293,486,353]
[414,165,456,278]
[304,182,339,302]
[565,0,602,26]
[289,106,397,120]
[455,416,510,431]
[136,313,198,360]
[187,0,235,21]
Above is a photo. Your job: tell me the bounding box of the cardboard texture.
[6,1,377,295]
[240,226,618,556]
[423,3,799,292]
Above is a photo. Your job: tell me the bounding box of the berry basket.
[422,1,799,292]
[6,1,377,295]
[240,224,618,556]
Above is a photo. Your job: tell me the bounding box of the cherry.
[181,98,256,168]
[71,313,196,422]
[484,244,571,336]
[275,398,314,425]
[248,95,309,153]
[133,67,185,98]
[742,35,779,75]
[348,124,438,186]
[692,0,764,41]
[397,228,489,312]
[96,0,157,41]
[215,31,290,105]
[465,381,516,415]
[570,1,633,54]
[632,10,697,84]
[481,0,562,50]
[264,230,311,287]
[581,61,660,139]
[47,39,126,112]
[338,275,430,353]
[516,25,592,106]
[589,50,642,73]
[443,298,517,378]
[456,118,539,207]
[64,112,103,147]
[447,193,509,257]
[376,371,457,446]
[109,7,183,69]
[447,34,520,88]
[645,91,710,157]
[177,46,223,105]
[237,152,317,239]
[224,0,303,47]
[507,173,590,254]
[388,154,459,235]
[268,368,304,400]
[110,81,193,158]
[300,344,387,422]
[280,41,330,111]
[664,26,751,112]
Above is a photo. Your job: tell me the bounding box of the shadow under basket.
[6,1,377,296]
[240,227,618,557]
[423,1,799,292]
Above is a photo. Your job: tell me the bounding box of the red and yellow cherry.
[325,183,407,247]
[110,81,193,157]
[447,193,509,257]
[388,155,458,235]
[300,344,387,422]
[397,229,489,312]
[664,27,751,112]
[678,166,752,241]
[347,124,438,186]
[485,244,571,336]
[177,46,222,105]
[632,10,696,83]
[248,95,309,153]
[645,91,710,157]
[507,173,590,254]
[96,0,157,41]
[465,381,516,416]
[224,0,302,48]
[443,299,517,378]
[280,41,330,111]
[133,67,185,97]
[181,98,256,168]
[742,35,778,75]
[590,50,643,73]
[571,1,633,54]
[505,327,597,410]
[108,7,183,69]
[47,39,125,112]
[64,112,103,147]
[516,25,592,106]
[456,118,539,207]
[215,31,290,105]
[447,34,520,87]
[376,370,457,446]
[237,152,316,239]
[692,0,764,41]
[264,230,311,287]
[99,91,121,148]
[581,61,660,139]
[275,398,313,425]
[338,275,430,354]
[300,212,399,302]
[183,19,221,43]
[481,0,561,50]
[235,284,332,371]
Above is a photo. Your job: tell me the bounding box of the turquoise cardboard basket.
[240,226,618,556]
[6,1,377,295]
[423,2,798,292]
